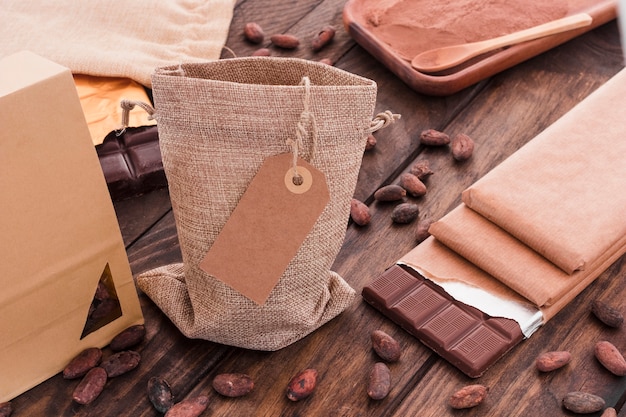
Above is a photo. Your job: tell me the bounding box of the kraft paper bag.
[136,57,397,350]
[0,51,144,402]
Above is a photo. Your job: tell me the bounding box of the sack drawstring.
[117,99,156,136]
[286,76,317,185]
[367,110,401,134]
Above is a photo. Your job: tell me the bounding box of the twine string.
[286,76,318,185]
[367,110,401,134]
[117,99,156,136]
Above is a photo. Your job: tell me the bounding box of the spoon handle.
[412,13,593,73]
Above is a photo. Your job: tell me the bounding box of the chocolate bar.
[96,125,167,201]
[362,264,524,378]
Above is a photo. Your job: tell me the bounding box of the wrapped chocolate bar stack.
[363,68,626,377]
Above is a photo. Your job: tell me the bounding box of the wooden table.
[10,1,626,415]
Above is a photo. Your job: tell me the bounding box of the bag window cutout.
[80,263,122,338]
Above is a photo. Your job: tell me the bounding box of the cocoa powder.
[367,0,568,61]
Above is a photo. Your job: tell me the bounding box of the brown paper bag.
[0,51,144,402]
[136,57,395,350]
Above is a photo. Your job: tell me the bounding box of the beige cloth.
[461,69,626,274]
[404,67,626,323]
[136,58,385,350]
[0,0,236,87]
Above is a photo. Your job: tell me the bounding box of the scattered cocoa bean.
[270,34,300,49]
[451,133,475,161]
[148,376,174,413]
[591,300,623,328]
[63,347,103,379]
[601,407,618,417]
[371,330,401,362]
[286,368,318,401]
[110,324,146,351]
[367,362,391,400]
[419,129,450,146]
[164,396,209,417]
[409,160,434,181]
[101,350,141,377]
[448,384,488,409]
[318,58,334,66]
[251,48,271,57]
[72,367,108,405]
[391,203,419,224]
[350,198,371,226]
[0,402,12,417]
[399,173,427,197]
[243,22,265,44]
[415,218,432,243]
[374,184,406,202]
[535,350,571,372]
[212,373,254,397]
[594,340,626,376]
[562,391,605,414]
[311,26,336,51]
[365,134,377,151]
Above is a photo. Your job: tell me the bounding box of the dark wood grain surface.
[8,1,626,416]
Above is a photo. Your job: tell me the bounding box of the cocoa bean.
[367,362,391,400]
[391,203,419,224]
[164,396,209,417]
[63,347,103,379]
[591,300,623,328]
[148,376,174,413]
[601,407,617,417]
[594,340,626,376]
[270,34,300,49]
[365,134,377,151]
[409,160,434,181]
[350,198,371,226]
[318,58,334,66]
[72,367,107,405]
[212,373,254,397]
[374,184,406,202]
[450,133,474,161]
[419,129,450,146]
[110,324,146,351]
[371,330,401,362]
[399,173,427,197]
[0,402,12,417]
[562,391,605,414]
[415,218,432,243]
[251,48,271,57]
[448,384,488,409]
[243,22,265,44]
[101,350,141,377]
[286,368,318,401]
[535,351,571,372]
[311,26,336,51]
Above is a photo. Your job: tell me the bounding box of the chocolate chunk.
[362,265,524,378]
[96,125,167,201]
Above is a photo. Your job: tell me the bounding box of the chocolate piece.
[362,265,524,378]
[96,125,167,201]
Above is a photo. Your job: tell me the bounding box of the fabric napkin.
[0,0,236,87]
[461,68,626,274]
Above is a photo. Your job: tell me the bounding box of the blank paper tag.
[199,153,330,305]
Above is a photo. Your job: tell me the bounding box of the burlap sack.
[134,57,396,350]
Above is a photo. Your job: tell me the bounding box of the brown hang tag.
[199,152,330,305]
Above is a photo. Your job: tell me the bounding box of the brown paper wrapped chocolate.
[417,66,626,319]
[136,57,395,350]
[366,67,626,377]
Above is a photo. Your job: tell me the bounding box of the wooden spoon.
[411,13,593,73]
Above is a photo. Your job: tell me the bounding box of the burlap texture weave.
[137,57,381,350]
